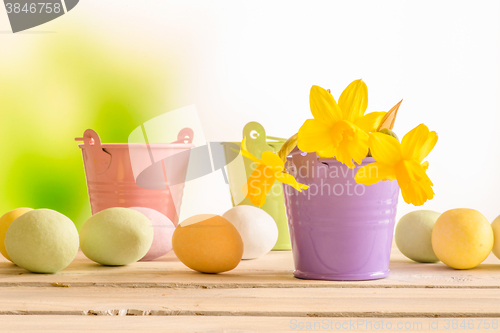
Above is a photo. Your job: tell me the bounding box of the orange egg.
[172,214,243,273]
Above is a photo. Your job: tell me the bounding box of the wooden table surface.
[1,244,499,332]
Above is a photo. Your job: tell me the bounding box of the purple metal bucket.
[283,152,399,281]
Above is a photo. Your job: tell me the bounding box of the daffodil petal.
[316,144,336,159]
[275,172,308,191]
[261,151,285,170]
[369,132,402,165]
[310,85,342,125]
[401,124,428,159]
[418,131,438,162]
[242,164,275,207]
[239,148,261,164]
[401,124,438,162]
[355,162,397,185]
[338,79,368,121]
[298,119,332,153]
[247,187,268,207]
[396,159,434,206]
[354,112,387,133]
[297,183,309,190]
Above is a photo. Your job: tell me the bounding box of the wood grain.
[1,246,499,289]
[0,286,499,317]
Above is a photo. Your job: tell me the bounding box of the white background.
[1,1,499,223]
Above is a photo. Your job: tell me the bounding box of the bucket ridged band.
[283,151,399,281]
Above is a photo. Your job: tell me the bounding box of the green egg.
[395,210,441,263]
[5,209,79,273]
[79,207,154,266]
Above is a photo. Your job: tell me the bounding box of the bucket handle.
[75,129,112,175]
[76,128,193,175]
[173,128,194,144]
[243,122,266,146]
[242,121,274,157]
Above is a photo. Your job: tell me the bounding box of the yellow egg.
[0,208,33,262]
[432,208,493,269]
[172,214,243,273]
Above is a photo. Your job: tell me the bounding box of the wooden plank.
[1,247,499,289]
[0,287,499,317]
[1,316,499,332]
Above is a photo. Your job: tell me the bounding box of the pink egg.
[129,207,175,261]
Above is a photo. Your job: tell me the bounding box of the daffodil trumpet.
[355,124,437,206]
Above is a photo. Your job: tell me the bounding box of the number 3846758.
[5,3,62,14]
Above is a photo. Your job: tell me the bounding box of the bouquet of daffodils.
[239,79,437,207]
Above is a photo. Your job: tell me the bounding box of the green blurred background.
[0,31,179,230]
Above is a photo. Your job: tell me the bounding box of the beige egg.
[172,214,243,273]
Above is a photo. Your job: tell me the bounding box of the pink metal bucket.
[76,129,194,226]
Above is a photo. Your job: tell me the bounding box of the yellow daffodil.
[298,80,387,168]
[354,124,438,206]
[239,147,308,207]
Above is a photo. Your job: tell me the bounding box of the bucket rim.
[220,140,285,146]
[78,142,195,149]
[287,150,377,164]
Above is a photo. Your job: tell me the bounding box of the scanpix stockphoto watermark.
[245,159,380,200]
[3,0,79,33]
[290,318,500,331]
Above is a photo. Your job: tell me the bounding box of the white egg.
[222,205,278,259]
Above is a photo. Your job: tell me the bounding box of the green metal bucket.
[222,122,291,251]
